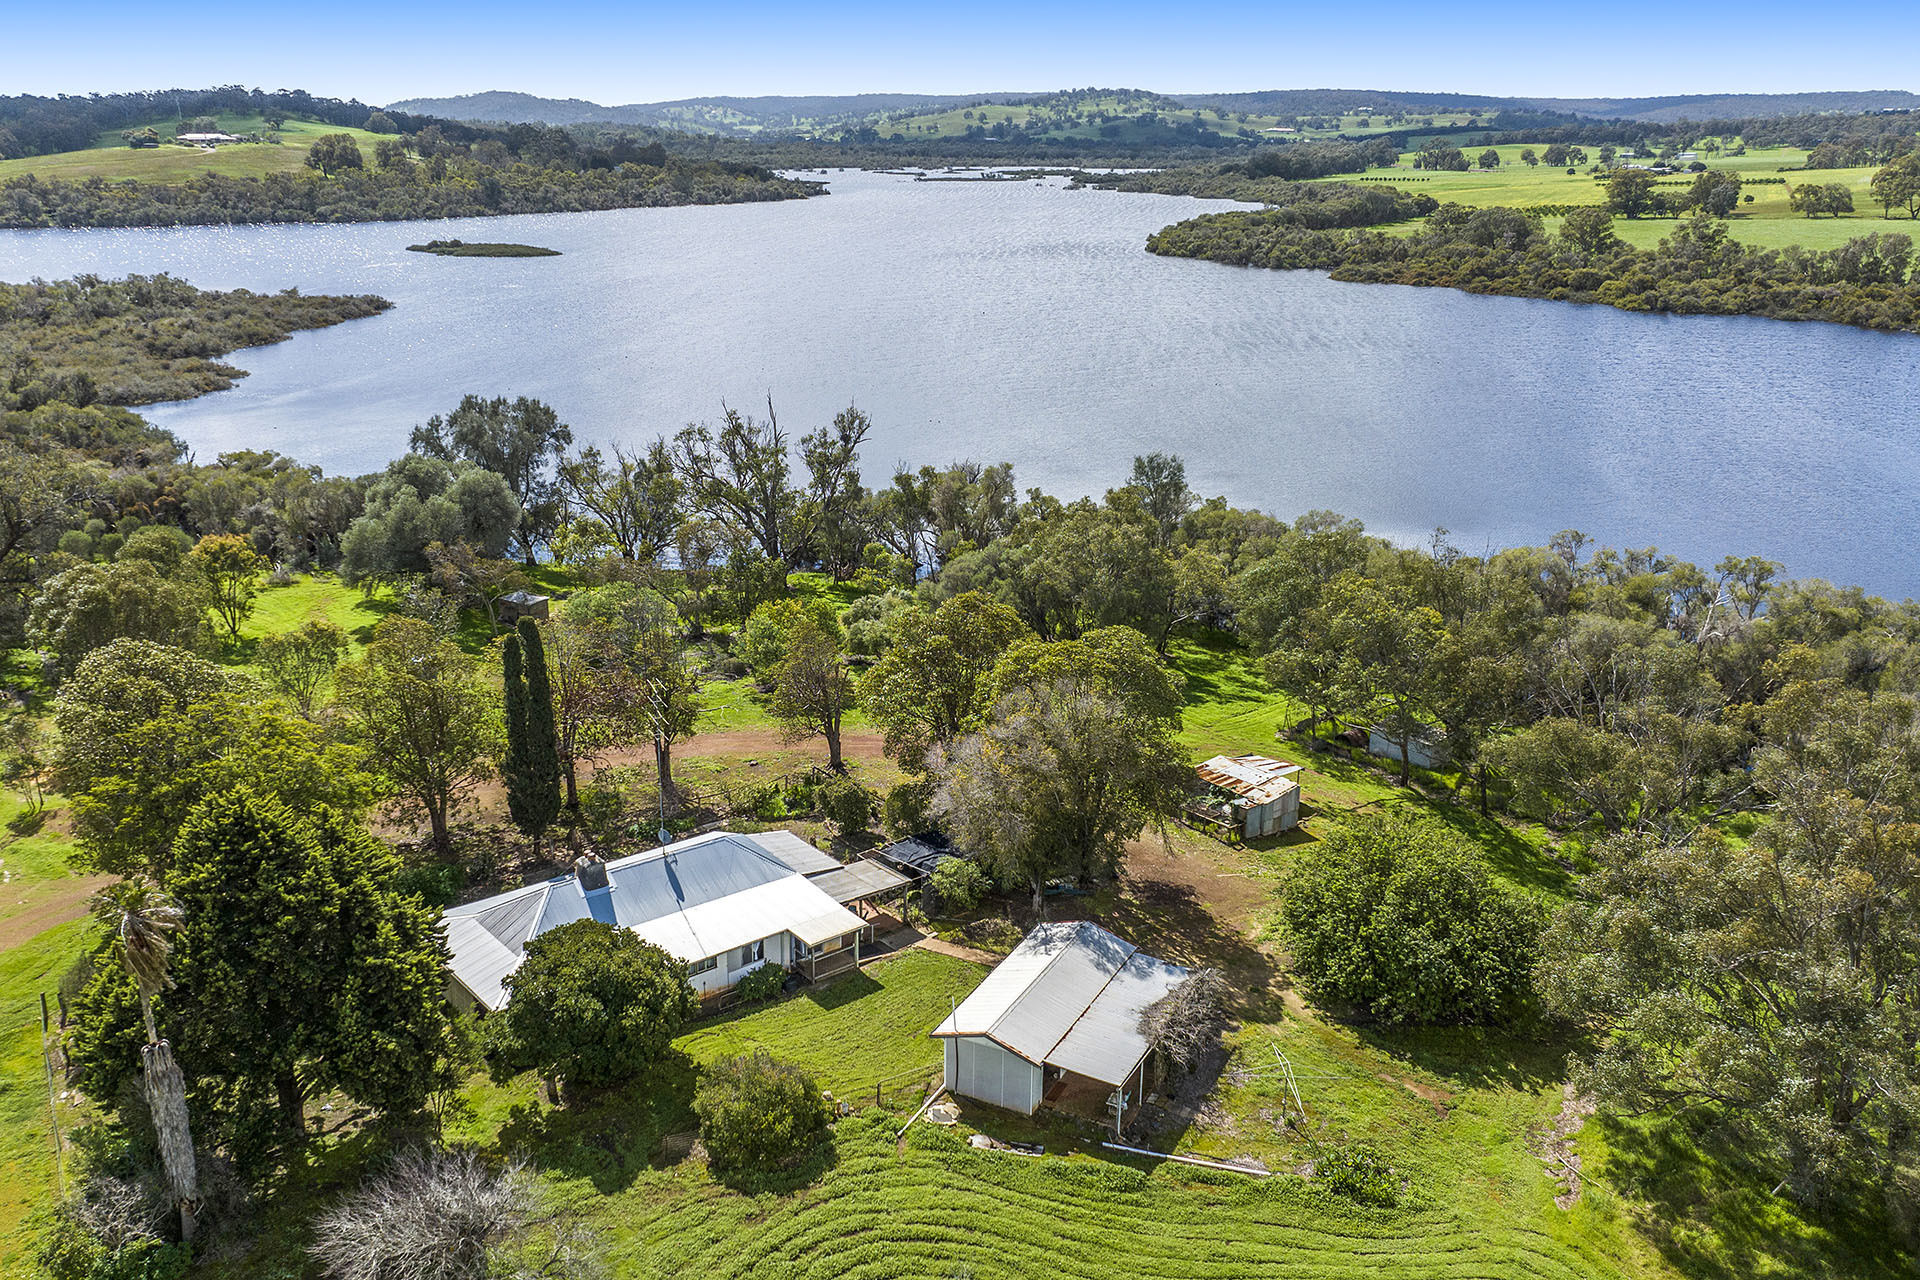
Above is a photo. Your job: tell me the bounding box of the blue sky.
[12,0,1918,104]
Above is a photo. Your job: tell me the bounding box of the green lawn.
[0,116,386,183]
[0,921,89,1272]
[676,949,981,1096]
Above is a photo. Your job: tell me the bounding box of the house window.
[688,956,717,976]
[737,939,764,969]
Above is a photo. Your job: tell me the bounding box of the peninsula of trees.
[1,275,391,405]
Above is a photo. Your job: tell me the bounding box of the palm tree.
[90,880,199,1242]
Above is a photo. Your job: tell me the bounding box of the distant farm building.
[1262,126,1298,134]
[441,829,910,1011]
[933,921,1190,1133]
[175,132,241,145]
[1185,754,1301,841]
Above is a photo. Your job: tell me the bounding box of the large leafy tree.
[487,920,696,1096]
[334,617,503,857]
[411,395,573,566]
[860,591,1031,771]
[555,441,683,564]
[1541,678,1920,1206]
[671,405,799,569]
[28,559,207,676]
[1280,811,1544,1024]
[53,639,378,878]
[766,614,857,772]
[937,664,1189,912]
[71,791,451,1164]
[338,455,521,586]
[185,532,267,640]
[1321,573,1445,786]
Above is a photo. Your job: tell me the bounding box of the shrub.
[488,920,696,1092]
[732,963,785,1004]
[928,858,987,914]
[392,862,463,909]
[816,775,875,838]
[1314,1142,1401,1207]
[693,1050,831,1171]
[1278,811,1544,1025]
[883,779,933,836]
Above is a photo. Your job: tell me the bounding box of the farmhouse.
[933,921,1190,1133]
[175,132,241,145]
[1186,753,1301,840]
[441,829,909,1011]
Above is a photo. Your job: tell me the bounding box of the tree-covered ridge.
[0,156,820,230]
[1146,201,1920,334]
[0,275,391,405]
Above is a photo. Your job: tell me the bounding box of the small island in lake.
[406,239,560,257]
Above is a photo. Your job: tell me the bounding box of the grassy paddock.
[1315,142,1914,253]
[0,116,385,183]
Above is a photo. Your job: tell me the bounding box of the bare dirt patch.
[0,873,112,950]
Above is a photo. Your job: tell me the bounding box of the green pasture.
[0,116,385,183]
[1320,142,1916,253]
[861,94,1481,143]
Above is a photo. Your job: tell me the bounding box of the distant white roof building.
[933,921,1190,1123]
[442,829,904,1010]
[176,132,240,144]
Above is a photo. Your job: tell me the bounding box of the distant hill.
[1171,87,1920,123]
[1515,90,1920,123]
[385,90,1030,134]
[393,87,1920,138]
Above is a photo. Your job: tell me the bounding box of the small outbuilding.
[933,921,1190,1133]
[1187,754,1302,841]
[496,590,551,623]
[1366,724,1450,771]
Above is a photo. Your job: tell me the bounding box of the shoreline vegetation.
[0,161,822,229]
[0,275,391,405]
[1093,159,1920,335]
[1143,198,1919,334]
[406,239,560,257]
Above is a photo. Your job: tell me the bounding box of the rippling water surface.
[3,170,1917,592]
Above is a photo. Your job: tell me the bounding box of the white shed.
[933,922,1190,1131]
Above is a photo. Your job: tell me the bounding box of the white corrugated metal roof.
[441,829,863,1010]
[631,876,863,961]
[933,922,1188,1084]
[1047,950,1193,1086]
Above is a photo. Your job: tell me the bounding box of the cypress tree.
[516,617,563,838]
[501,630,539,838]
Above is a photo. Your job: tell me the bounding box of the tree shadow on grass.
[1096,876,1280,995]
[707,1135,840,1195]
[491,1052,699,1195]
[1415,801,1572,897]
[1347,1019,1578,1095]
[1599,1111,1910,1280]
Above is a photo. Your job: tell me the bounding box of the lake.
[3,169,1918,595]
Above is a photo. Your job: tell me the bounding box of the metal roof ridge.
[986,920,1137,1053]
